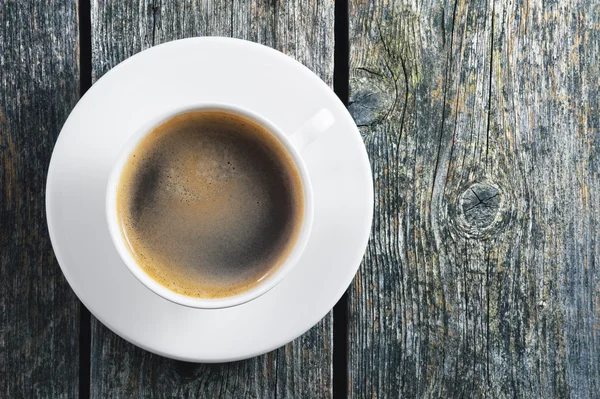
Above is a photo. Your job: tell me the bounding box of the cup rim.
[105,103,314,309]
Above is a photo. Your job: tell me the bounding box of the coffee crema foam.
[116,111,304,299]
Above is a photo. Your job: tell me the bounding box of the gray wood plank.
[90,1,334,398]
[348,0,600,397]
[0,0,80,397]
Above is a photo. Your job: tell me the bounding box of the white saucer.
[46,37,373,362]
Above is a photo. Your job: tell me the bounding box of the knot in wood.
[460,183,501,229]
[448,180,510,240]
[172,361,203,381]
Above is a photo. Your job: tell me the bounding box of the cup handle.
[289,109,335,151]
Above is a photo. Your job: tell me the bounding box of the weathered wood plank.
[0,0,80,397]
[90,1,334,397]
[349,0,600,397]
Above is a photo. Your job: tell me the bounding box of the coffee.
[116,111,304,299]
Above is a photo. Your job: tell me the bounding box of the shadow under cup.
[106,105,314,309]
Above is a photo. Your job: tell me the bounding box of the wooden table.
[2,0,599,397]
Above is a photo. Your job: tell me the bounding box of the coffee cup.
[106,103,333,309]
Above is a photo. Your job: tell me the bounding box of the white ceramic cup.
[106,103,333,309]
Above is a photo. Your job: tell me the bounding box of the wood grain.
[0,0,80,397]
[90,1,334,397]
[348,0,600,397]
